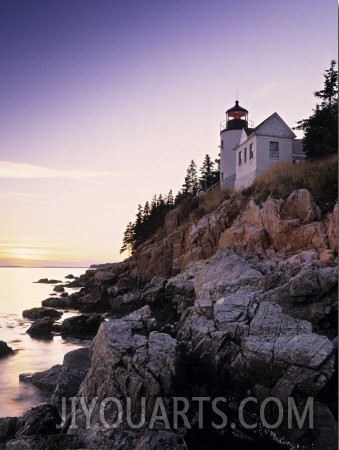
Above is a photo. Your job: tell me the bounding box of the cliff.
[4,189,337,449]
[132,188,337,280]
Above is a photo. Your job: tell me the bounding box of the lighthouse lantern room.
[225,100,248,130]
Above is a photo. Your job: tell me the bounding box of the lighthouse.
[220,100,249,189]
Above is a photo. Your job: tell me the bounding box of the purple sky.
[0,0,337,266]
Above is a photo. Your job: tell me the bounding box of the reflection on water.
[0,267,88,417]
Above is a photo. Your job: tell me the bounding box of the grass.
[165,154,338,236]
[243,154,338,213]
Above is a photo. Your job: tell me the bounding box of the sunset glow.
[0,0,337,267]
[9,248,45,261]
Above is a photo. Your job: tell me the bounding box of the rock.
[51,348,90,402]
[19,348,90,406]
[165,269,196,314]
[288,265,337,303]
[0,417,19,441]
[22,307,62,320]
[94,270,117,284]
[77,286,109,312]
[60,314,104,338]
[34,278,61,284]
[135,425,187,450]
[108,289,142,314]
[280,189,322,223]
[311,402,338,450]
[15,404,61,437]
[26,317,55,338]
[219,191,333,256]
[319,249,336,266]
[177,250,336,409]
[194,249,263,300]
[0,340,14,357]
[20,365,62,392]
[41,294,80,309]
[65,274,75,279]
[214,294,254,330]
[324,203,338,252]
[68,306,178,448]
[140,276,167,303]
[5,434,84,450]
[53,285,65,292]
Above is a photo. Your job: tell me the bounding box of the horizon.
[0,0,337,267]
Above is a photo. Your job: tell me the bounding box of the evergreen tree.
[295,60,338,159]
[143,201,150,219]
[314,59,338,107]
[182,160,198,196]
[120,221,135,254]
[199,154,214,190]
[166,189,174,206]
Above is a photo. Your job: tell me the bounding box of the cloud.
[0,191,62,204]
[0,161,117,180]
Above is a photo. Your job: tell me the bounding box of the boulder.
[0,417,20,441]
[140,276,167,303]
[15,404,61,437]
[280,189,322,223]
[19,348,90,405]
[41,293,80,309]
[53,285,65,293]
[26,317,55,338]
[68,306,179,448]
[194,249,263,300]
[60,314,104,338]
[0,340,14,357]
[19,365,62,392]
[22,307,62,321]
[51,347,90,402]
[108,289,142,313]
[34,278,61,284]
[324,203,338,252]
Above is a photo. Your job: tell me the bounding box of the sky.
[0,0,337,267]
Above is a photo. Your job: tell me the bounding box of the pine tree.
[314,60,338,107]
[182,160,198,196]
[295,60,338,159]
[199,154,215,190]
[166,189,174,206]
[120,222,135,254]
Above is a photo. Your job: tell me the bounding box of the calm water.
[0,267,89,417]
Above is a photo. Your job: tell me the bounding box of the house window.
[221,172,224,180]
[244,147,247,163]
[238,151,242,166]
[249,143,254,159]
[221,140,224,149]
[269,141,279,158]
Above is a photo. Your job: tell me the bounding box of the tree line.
[120,154,219,254]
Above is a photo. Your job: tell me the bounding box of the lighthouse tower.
[220,100,248,189]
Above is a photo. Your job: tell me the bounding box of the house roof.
[232,112,296,150]
[252,112,296,138]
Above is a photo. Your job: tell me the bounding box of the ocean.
[0,267,89,417]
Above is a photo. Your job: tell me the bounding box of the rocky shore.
[0,189,337,449]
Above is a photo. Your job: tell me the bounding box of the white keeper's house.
[219,100,305,190]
